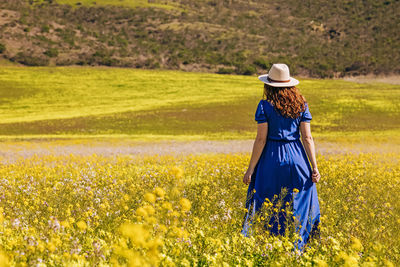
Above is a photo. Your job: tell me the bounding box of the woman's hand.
[312,167,321,183]
[243,168,253,185]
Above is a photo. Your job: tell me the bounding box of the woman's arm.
[243,122,268,185]
[300,121,321,183]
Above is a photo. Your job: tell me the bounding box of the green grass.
[0,66,399,141]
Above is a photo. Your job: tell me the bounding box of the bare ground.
[341,75,400,85]
[0,139,398,163]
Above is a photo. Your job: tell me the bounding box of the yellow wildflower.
[77,220,87,231]
[162,201,173,211]
[144,192,156,203]
[136,207,148,217]
[63,252,70,259]
[170,211,180,217]
[170,187,181,198]
[383,259,395,267]
[120,222,149,246]
[154,187,166,198]
[61,220,70,228]
[37,242,45,253]
[344,255,358,267]
[313,258,328,267]
[144,216,157,224]
[158,224,168,233]
[350,236,363,251]
[143,205,155,215]
[47,242,56,253]
[179,198,191,212]
[170,166,184,179]
[0,250,9,267]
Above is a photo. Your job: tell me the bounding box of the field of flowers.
[0,152,399,266]
[1,66,399,141]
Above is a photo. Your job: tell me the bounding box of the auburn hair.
[263,84,307,119]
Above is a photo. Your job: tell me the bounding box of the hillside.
[0,0,399,77]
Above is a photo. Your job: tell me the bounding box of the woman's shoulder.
[259,99,274,108]
[303,101,311,112]
[300,101,312,122]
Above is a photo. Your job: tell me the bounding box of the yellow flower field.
[0,152,399,266]
[1,66,399,142]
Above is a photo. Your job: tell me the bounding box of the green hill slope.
[0,0,399,77]
[0,66,399,141]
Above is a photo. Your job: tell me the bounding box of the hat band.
[267,77,291,83]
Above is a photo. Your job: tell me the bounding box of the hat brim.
[258,74,299,87]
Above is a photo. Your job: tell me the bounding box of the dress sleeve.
[255,100,268,124]
[300,102,312,122]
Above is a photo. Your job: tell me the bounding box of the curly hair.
[263,84,307,119]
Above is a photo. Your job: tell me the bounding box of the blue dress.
[241,99,321,253]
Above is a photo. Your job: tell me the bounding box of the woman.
[241,63,321,253]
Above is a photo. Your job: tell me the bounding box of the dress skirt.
[241,138,321,252]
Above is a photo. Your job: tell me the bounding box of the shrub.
[12,52,49,66]
[0,43,5,53]
[253,58,271,69]
[217,67,235,74]
[44,48,59,57]
[41,25,50,33]
[237,65,256,75]
[116,35,128,47]
[101,57,118,66]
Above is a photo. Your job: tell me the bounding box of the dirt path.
[0,139,398,163]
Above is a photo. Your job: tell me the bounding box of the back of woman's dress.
[241,99,321,252]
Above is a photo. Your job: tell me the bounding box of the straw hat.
[258,63,299,87]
